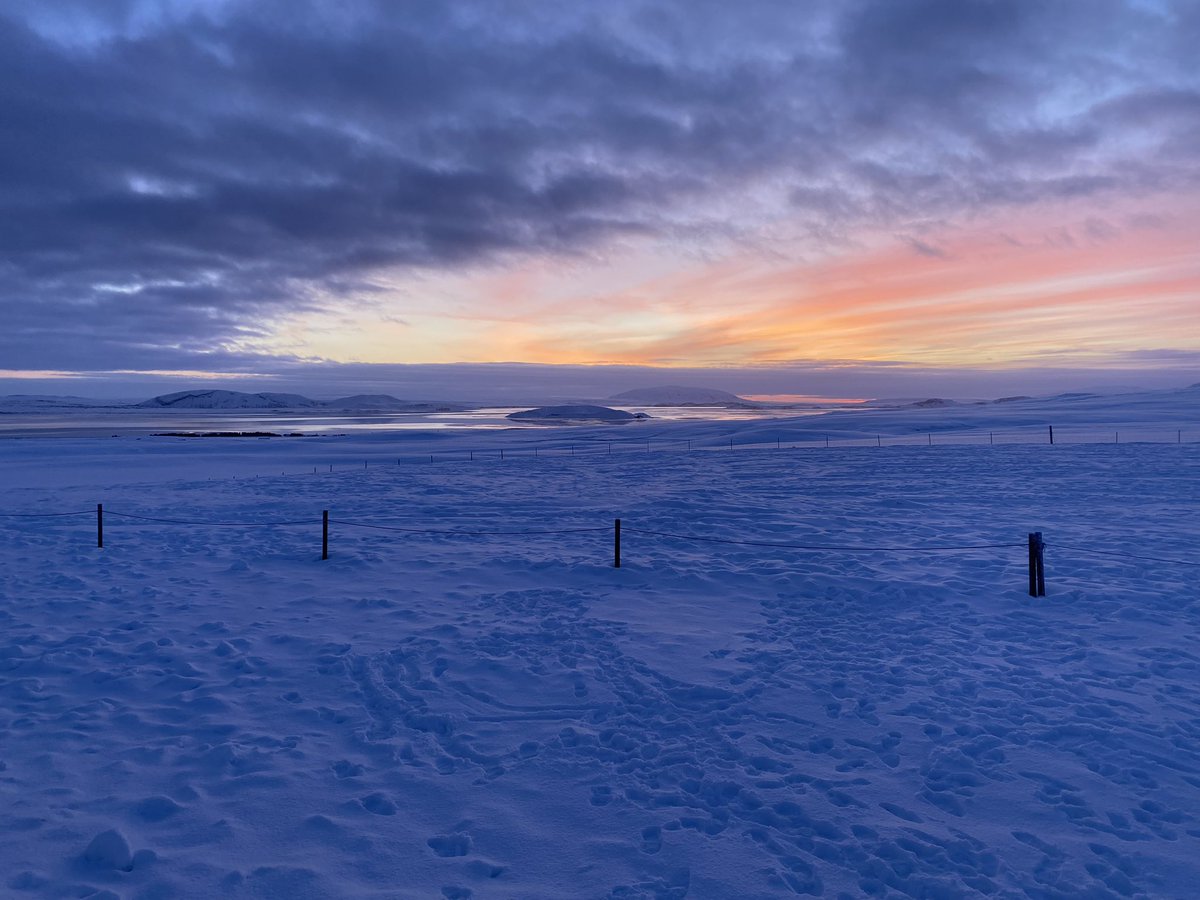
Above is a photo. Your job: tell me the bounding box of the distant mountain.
[137,390,322,409]
[0,394,125,409]
[325,394,410,409]
[608,385,746,405]
[862,397,981,408]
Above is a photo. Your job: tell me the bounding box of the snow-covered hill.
[324,394,409,409]
[137,390,323,409]
[0,394,129,410]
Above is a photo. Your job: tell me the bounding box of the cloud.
[1,0,1198,372]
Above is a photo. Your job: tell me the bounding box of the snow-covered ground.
[1,398,1199,898]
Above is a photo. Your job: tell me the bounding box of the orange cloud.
[498,200,1200,368]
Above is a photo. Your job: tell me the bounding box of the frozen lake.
[0,405,833,438]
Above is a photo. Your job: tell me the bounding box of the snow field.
[0,443,1198,897]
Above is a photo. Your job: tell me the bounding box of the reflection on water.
[0,405,832,437]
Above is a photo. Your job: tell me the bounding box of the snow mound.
[83,829,134,871]
[138,390,322,409]
[507,404,637,423]
[608,385,745,405]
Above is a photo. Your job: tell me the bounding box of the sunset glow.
[1,0,1197,397]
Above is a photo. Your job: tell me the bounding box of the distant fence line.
[373,424,1195,467]
[3,505,1198,598]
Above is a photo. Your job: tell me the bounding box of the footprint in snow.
[359,793,397,815]
[428,833,472,857]
[133,795,184,822]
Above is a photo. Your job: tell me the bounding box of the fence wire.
[624,527,1021,553]
[1048,543,1200,568]
[0,510,93,518]
[4,504,1198,576]
[105,510,313,527]
[330,518,608,537]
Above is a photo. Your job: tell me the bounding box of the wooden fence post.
[614,518,621,568]
[1049,425,1054,445]
[1036,532,1046,597]
[322,510,329,560]
[97,503,103,549]
[1028,532,1045,597]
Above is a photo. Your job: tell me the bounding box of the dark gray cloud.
[1,0,1197,372]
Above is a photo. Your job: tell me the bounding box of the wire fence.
[2,505,1197,597]
[405,424,1197,465]
[107,423,1198,479]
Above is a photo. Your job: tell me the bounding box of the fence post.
[877,435,881,447]
[989,432,993,445]
[1028,532,1046,597]
[97,503,103,549]
[614,518,621,568]
[322,510,329,560]
[825,435,829,448]
[1049,425,1054,445]
[928,433,932,446]
[1027,533,1036,596]
[1036,532,1046,597]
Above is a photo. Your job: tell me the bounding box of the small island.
[506,405,642,424]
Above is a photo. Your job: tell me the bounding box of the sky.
[1,0,1198,400]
